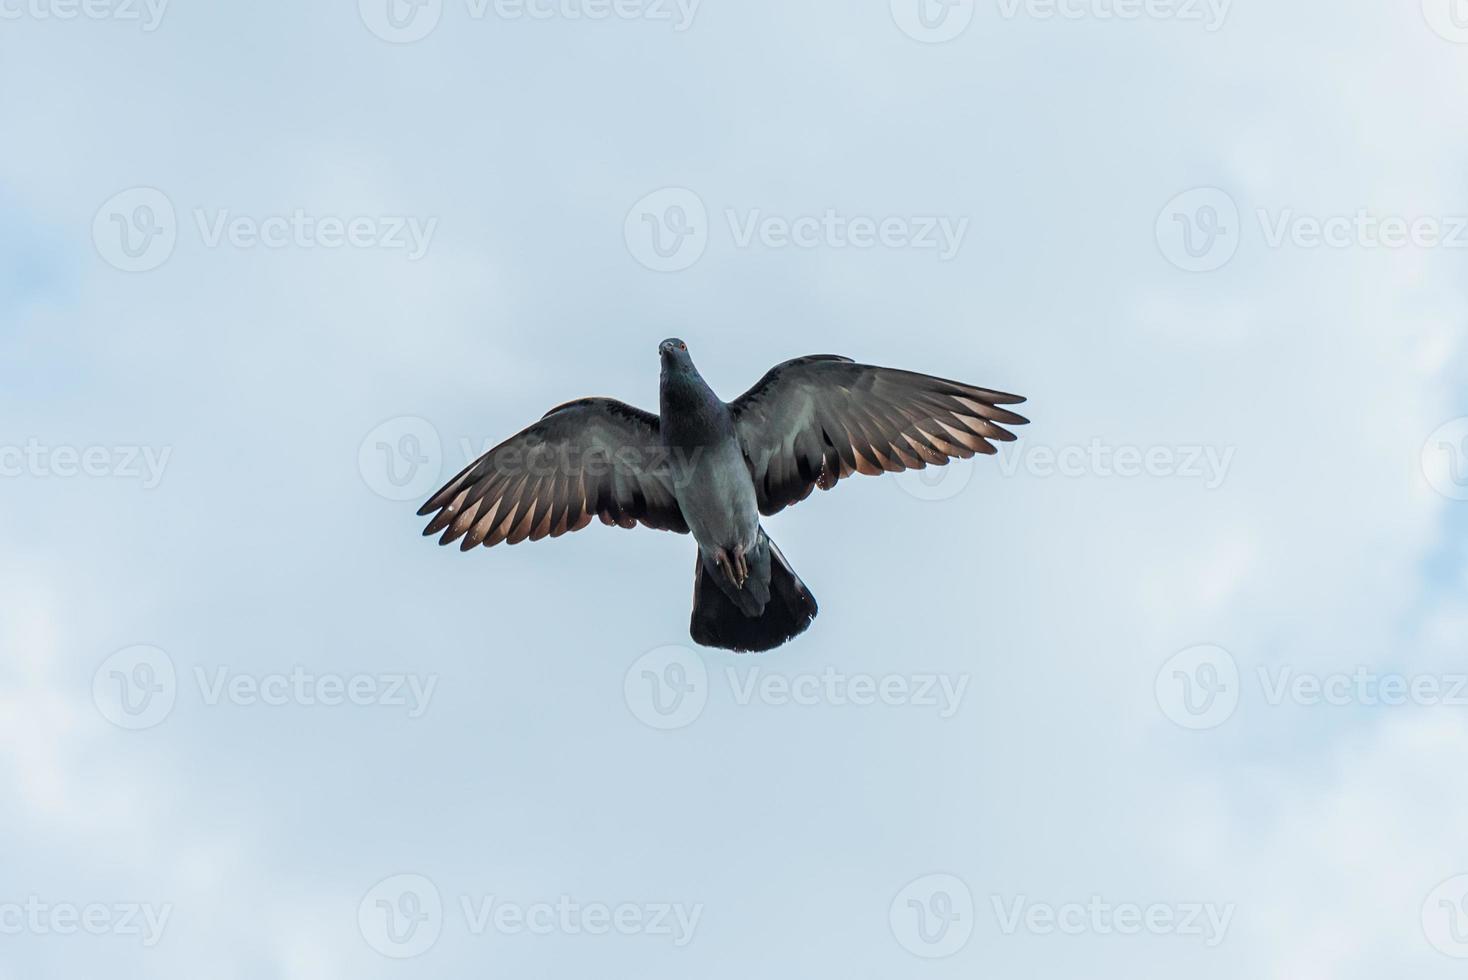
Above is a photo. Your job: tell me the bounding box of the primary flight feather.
[418,340,1027,652]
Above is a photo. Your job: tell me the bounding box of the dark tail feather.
[689,532,818,653]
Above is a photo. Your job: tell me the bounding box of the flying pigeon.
[418,340,1027,652]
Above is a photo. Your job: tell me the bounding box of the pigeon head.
[658,338,692,368]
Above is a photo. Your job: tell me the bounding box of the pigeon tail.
[690,531,818,653]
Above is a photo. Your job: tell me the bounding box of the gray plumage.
[418,338,1027,651]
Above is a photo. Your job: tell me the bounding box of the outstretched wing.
[418,398,689,551]
[729,356,1028,516]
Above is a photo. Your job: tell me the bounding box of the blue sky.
[3,1,1468,977]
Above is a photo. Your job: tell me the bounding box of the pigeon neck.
[660,365,726,437]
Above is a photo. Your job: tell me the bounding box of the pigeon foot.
[713,547,749,590]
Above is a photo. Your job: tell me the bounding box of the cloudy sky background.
[3,0,1468,976]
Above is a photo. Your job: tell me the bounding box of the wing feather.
[418,398,689,549]
[730,356,1027,515]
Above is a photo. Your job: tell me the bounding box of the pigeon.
[418,339,1027,652]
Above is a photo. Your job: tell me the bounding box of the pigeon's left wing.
[418,398,689,550]
[729,356,1028,516]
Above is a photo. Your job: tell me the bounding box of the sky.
[3,0,1468,976]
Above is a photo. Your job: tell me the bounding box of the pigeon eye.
[678,343,686,350]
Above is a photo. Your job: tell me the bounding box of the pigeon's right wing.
[418,398,690,550]
[729,356,1028,516]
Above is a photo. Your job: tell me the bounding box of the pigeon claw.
[713,547,749,590]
